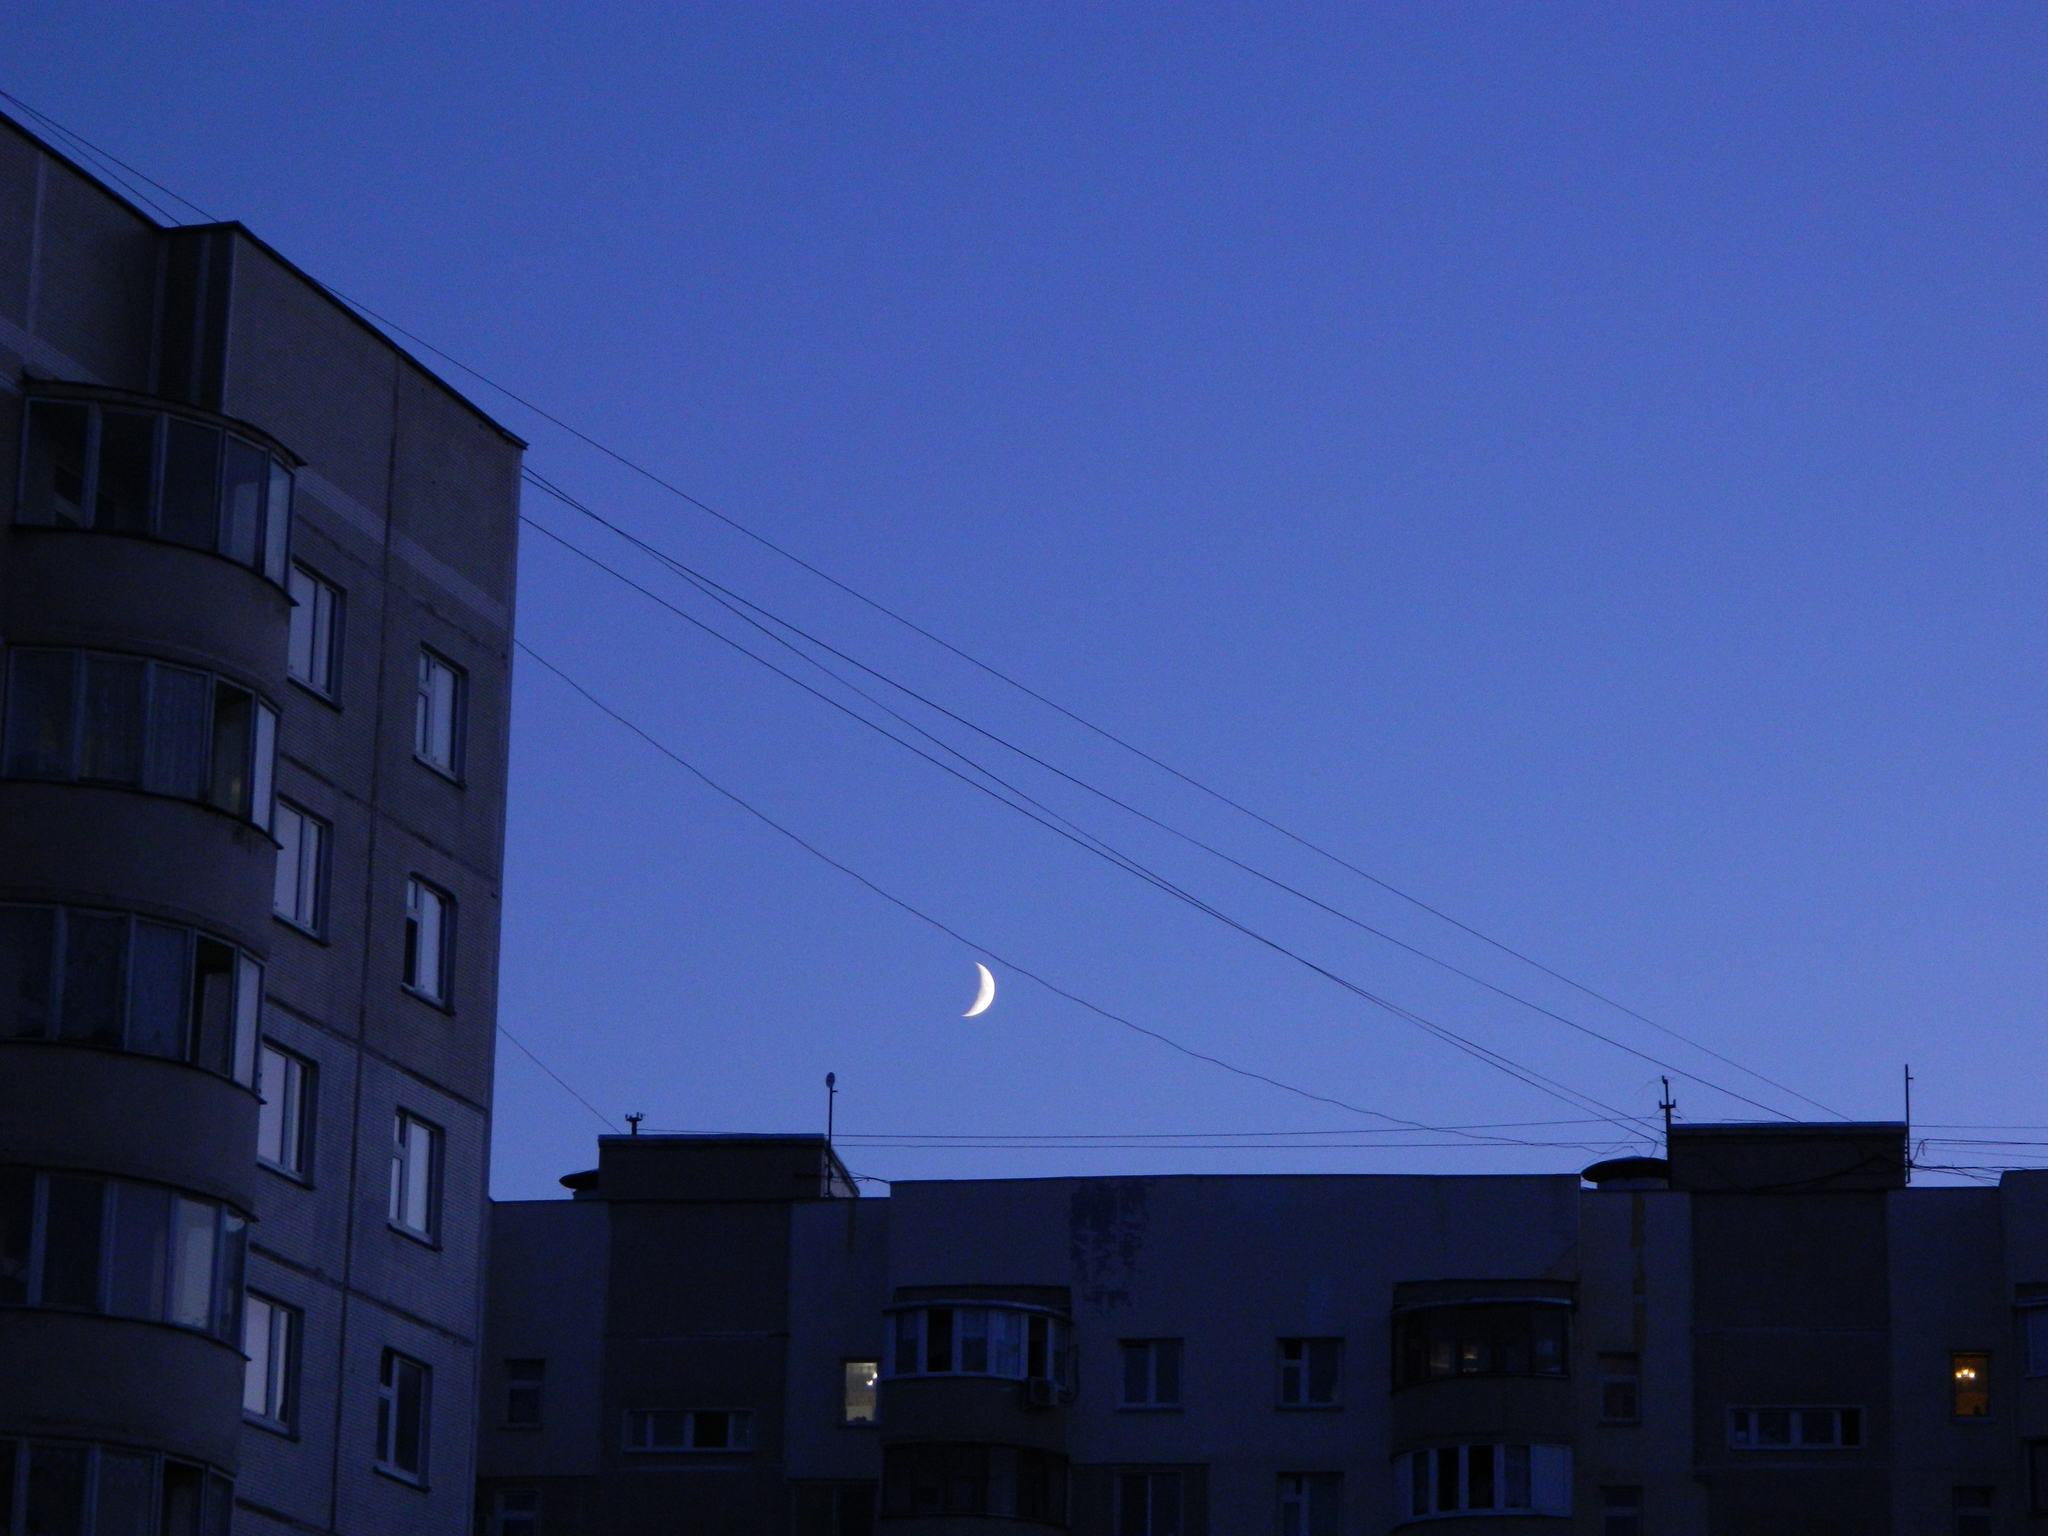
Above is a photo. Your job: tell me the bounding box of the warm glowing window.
[1953,1352,1990,1418]
[1394,1302,1569,1387]
[843,1359,878,1425]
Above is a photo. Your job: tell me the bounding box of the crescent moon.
[964,962,996,1017]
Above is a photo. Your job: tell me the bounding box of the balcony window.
[17,396,292,581]
[1393,1301,1570,1388]
[1396,1444,1572,1519]
[1727,1406,1862,1449]
[0,904,260,1085]
[880,1444,1066,1522]
[2,649,277,827]
[2029,1304,2048,1376]
[623,1409,754,1452]
[0,1165,245,1342]
[886,1303,1070,1385]
[0,1441,232,1536]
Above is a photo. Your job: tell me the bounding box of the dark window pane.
[80,655,146,784]
[200,1475,231,1536]
[24,1443,89,1536]
[926,1308,952,1373]
[1308,1339,1341,1403]
[394,1357,426,1474]
[0,1166,34,1303]
[96,1451,157,1536]
[1154,1339,1181,1403]
[1151,1472,1181,1536]
[191,939,236,1076]
[5,651,78,779]
[206,684,251,815]
[160,1462,203,1536]
[1434,1448,1458,1513]
[20,401,91,526]
[1468,1443,1494,1509]
[143,666,210,801]
[0,1445,13,1536]
[128,921,190,1060]
[0,905,57,1039]
[96,411,157,534]
[1116,1473,1147,1536]
[1123,1342,1148,1403]
[894,1310,919,1374]
[41,1175,105,1310]
[159,419,221,550]
[108,1181,171,1320]
[220,438,267,568]
[693,1412,730,1450]
[214,1212,245,1342]
[60,910,128,1047]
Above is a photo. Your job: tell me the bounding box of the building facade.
[480,1125,2048,1536]
[0,116,522,1536]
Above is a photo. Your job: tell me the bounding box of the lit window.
[414,650,465,779]
[495,1490,539,1536]
[1278,1338,1342,1407]
[1277,1472,1340,1536]
[17,395,293,581]
[886,1305,1069,1384]
[2,650,277,825]
[255,1043,314,1177]
[389,1112,440,1241]
[287,565,343,698]
[0,905,259,1084]
[1955,1485,1993,1536]
[272,802,329,936]
[1727,1406,1862,1449]
[1117,1470,1183,1536]
[1120,1339,1182,1408]
[1953,1352,1990,1418]
[1398,1445,1572,1519]
[506,1360,544,1428]
[1600,1352,1641,1423]
[1394,1301,1570,1387]
[1601,1485,1643,1536]
[376,1349,430,1481]
[843,1359,879,1425]
[242,1292,299,1429]
[403,878,453,1005]
[623,1409,754,1452]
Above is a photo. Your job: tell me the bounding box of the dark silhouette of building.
[479,1123,2047,1535]
[0,115,522,1536]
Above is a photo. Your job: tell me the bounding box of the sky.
[10,4,2047,1197]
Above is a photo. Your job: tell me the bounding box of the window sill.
[287,676,342,711]
[388,1220,441,1251]
[243,1411,298,1440]
[400,984,455,1014]
[257,1158,314,1189]
[413,754,465,787]
[372,1466,430,1493]
[272,913,330,944]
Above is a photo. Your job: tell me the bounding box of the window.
[1120,1338,1182,1408]
[403,878,453,1005]
[242,1292,298,1430]
[1601,1486,1643,1536]
[255,1043,314,1178]
[1953,1352,1990,1418]
[3,650,277,825]
[1393,1301,1570,1388]
[494,1490,539,1536]
[1600,1352,1641,1423]
[286,565,342,697]
[271,803,329,936]
[1726,1406,1862,1449]
[414,650,465,779]
[843,1359,879,1425]
[623,1410,754,1452]
[880,1444,1066,1521]
[886,1305,1070,1384]
[0,1440,233,1536]
[1278,1338,1342,1407]
[1117,1470,1183,1536]
[2035,1443,2048,1516]
[16,395,293,580]
[388,1112,440,1241]
[376,1350,430,1482]
[1954,1486,1993,1536]
[1396,1444,1573,1519]
[2025,1304,2048,1376]
[506,1360,544,1428]
[0,904,261,1083]
[1277,1472,1340,1536]
[0,1166,245,1341]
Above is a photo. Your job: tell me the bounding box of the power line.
[516,638,1659,1151]
[497,1023,619,1131]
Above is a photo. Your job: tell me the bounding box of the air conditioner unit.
[1025,1377,1059,1409]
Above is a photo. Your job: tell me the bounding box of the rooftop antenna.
[1658,1077,1676,1156]
[1904,1064,1913,1183]
[625,1112,644,1136]
[825,1072,837,1149]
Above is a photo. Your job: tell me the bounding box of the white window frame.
[1279,1472,1340,1536]
[1119,1337,1183,1408]
[242,1290,299,1429]
[286,563,343,699]
[272,801,329,936]
[1117,1470,1185,1536]
[389,1110,441,1242]
[376,1348,432,1483]
[1396,1444,1572,1520]
[1726,1406,1863,1450]
[255,1040,314,1178]
[494,1489,540,1536]
[622,1408,755,1452]
[414,648,466,780]
[403,877,453,1005]
[1278,1337,1343,1407]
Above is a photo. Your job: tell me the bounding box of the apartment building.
[479,1123,2048,1536]
[0,114,521,1536]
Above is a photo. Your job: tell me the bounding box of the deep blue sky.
[14,5,2047,1196]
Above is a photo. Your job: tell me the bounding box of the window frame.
[884,1302,1071,1385]
[1118,1338,1184,1410]
[1116,1468,1184,1536]
[1277,1337,1343,1409]
[621,1408,756,1454]
[375,1348,431,1486]
[1599,1485,1644,1536]
[270,800,331,939]
[402,877,454,1008]
[254,1041,315,1182]
[494,1488,540,1536]
[1395,1443,1573,1520]
[1725,1405,1863,1450]
[842,1357,880,1427]
[285,562,344,702]
[388,1111,442,1245]
[241,1290,300,1434]
[413,648,467,782]
[1952,1350,1991,1419]
[505,1359,545,1430]
[1598,1351,1642,1425]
